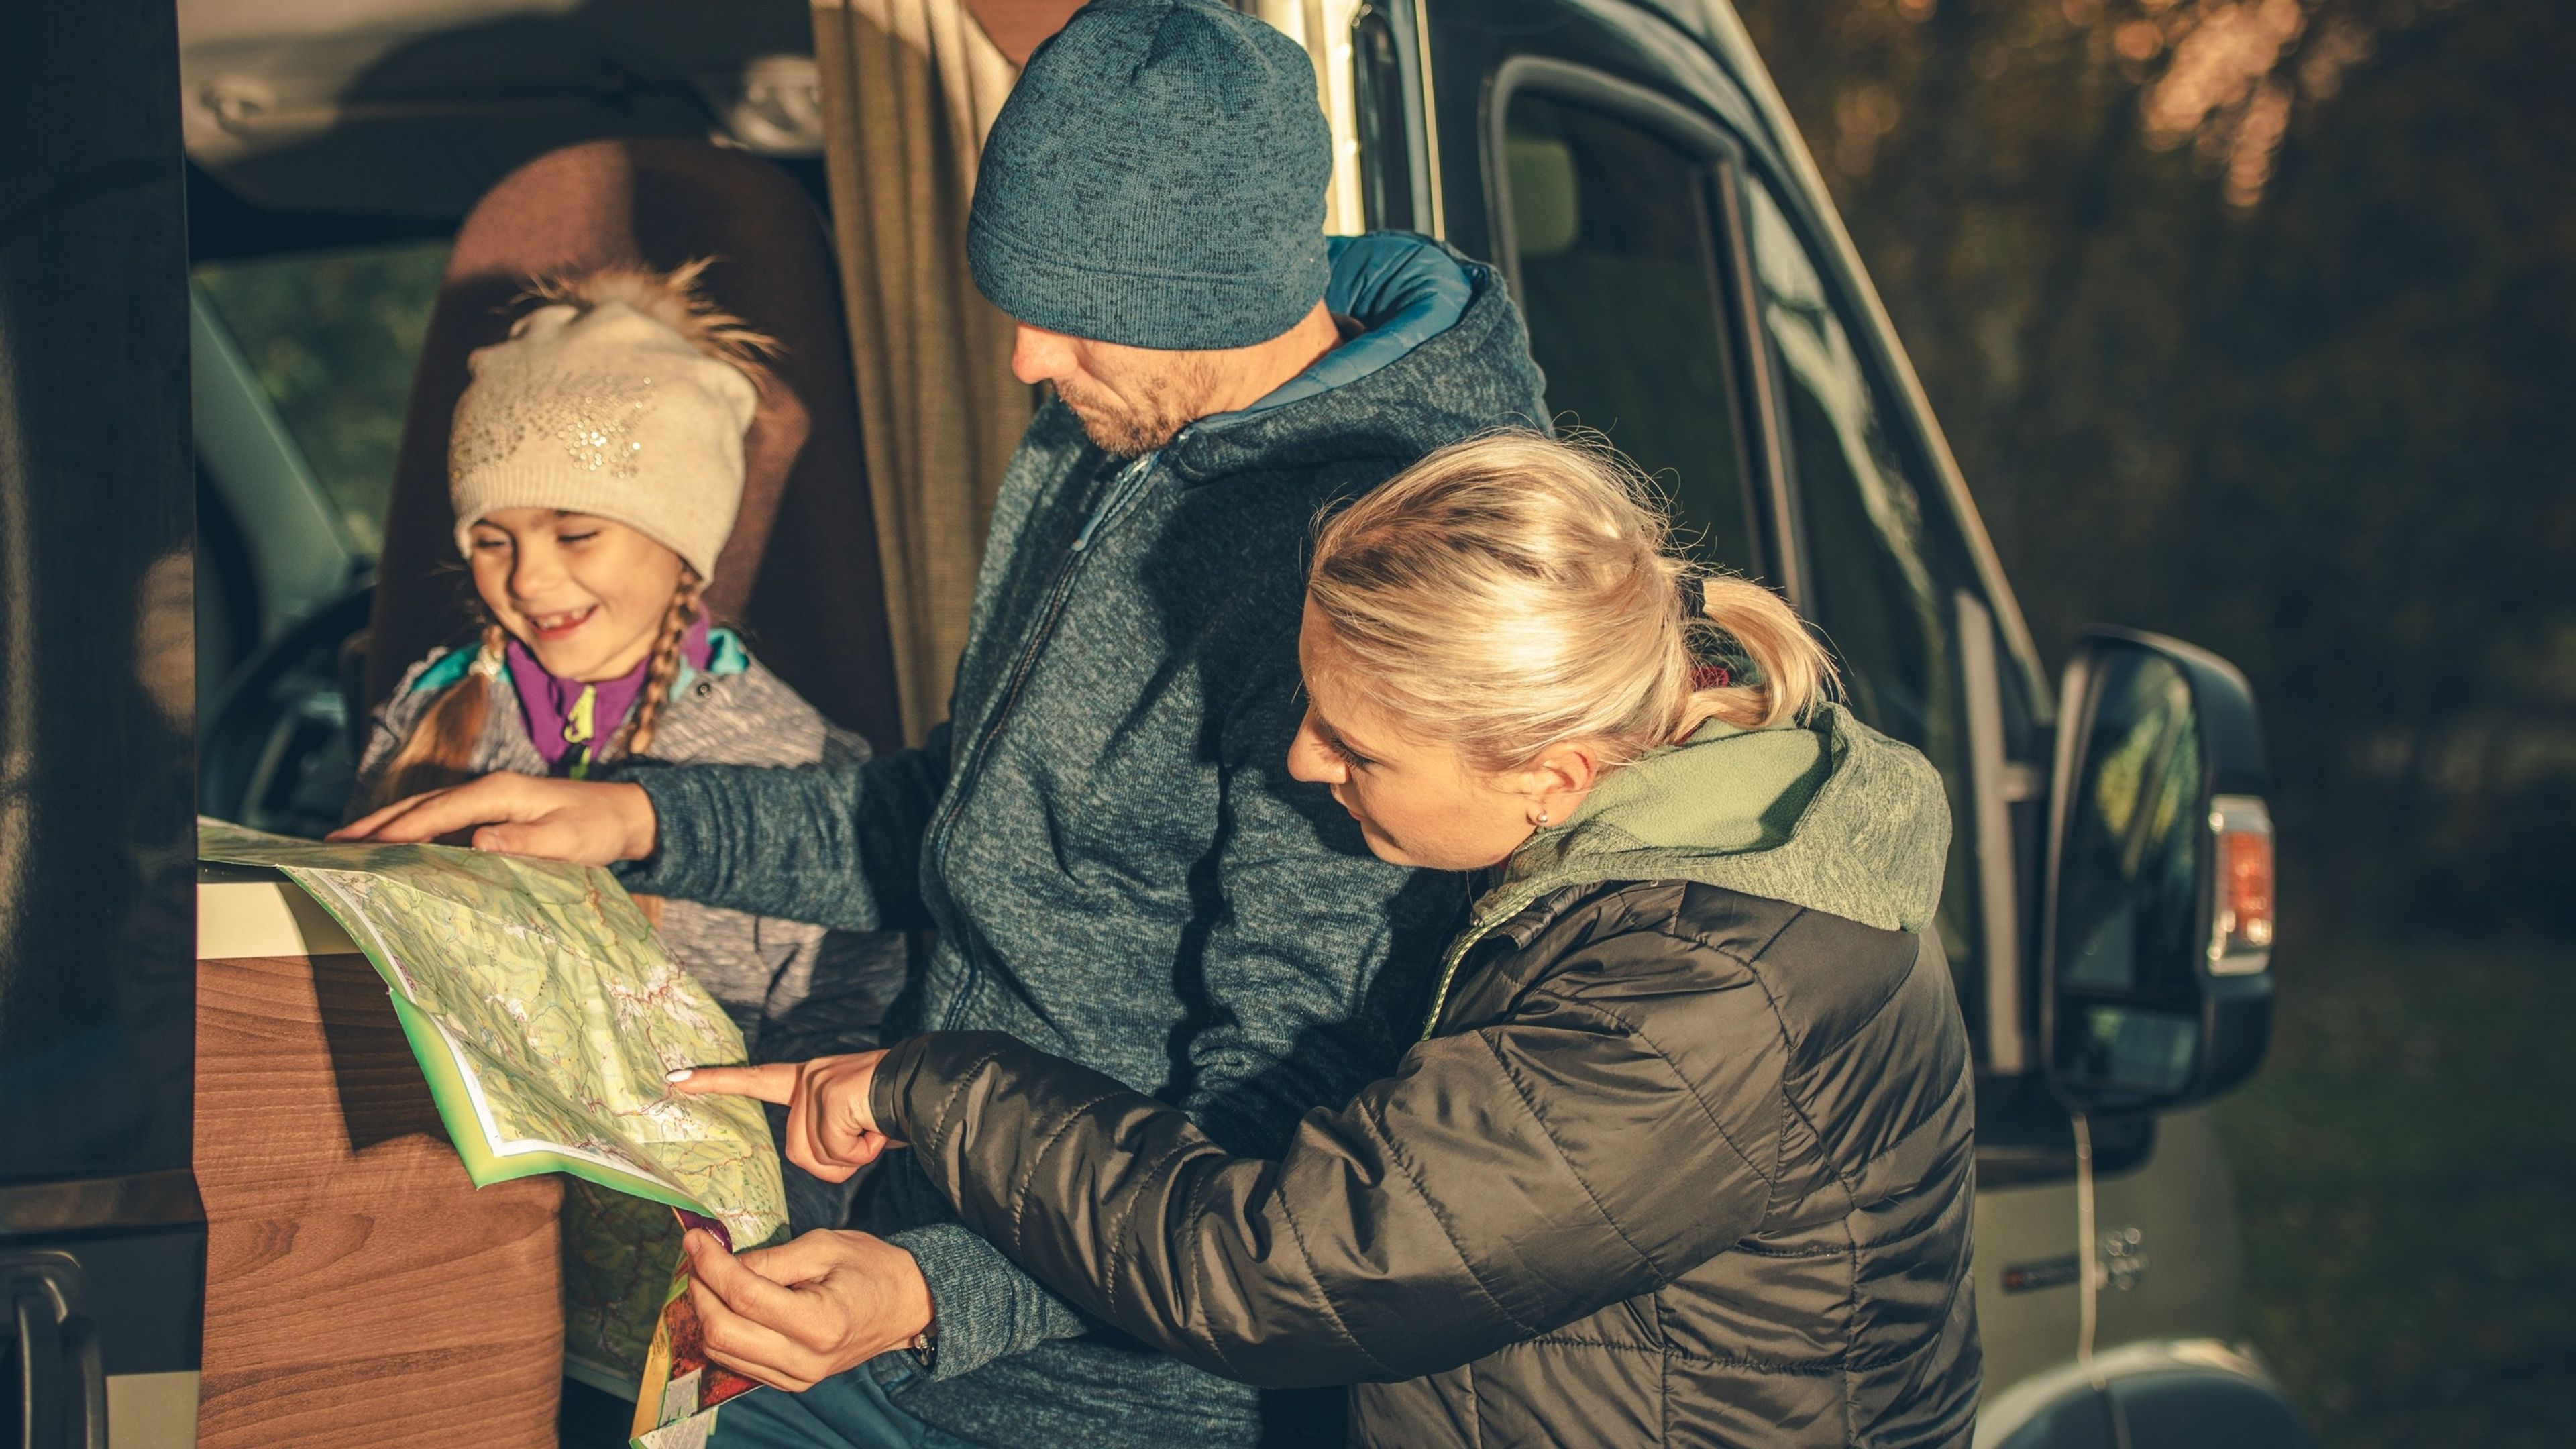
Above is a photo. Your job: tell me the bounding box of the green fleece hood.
[1421,702,1951,1034]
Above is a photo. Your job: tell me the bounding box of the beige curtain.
[811,0,1035,744]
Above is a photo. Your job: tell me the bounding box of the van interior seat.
[363,137,904,753]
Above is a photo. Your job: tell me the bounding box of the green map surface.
[199,820,787,1249]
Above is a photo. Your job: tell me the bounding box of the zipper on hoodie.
[1072,450,1160,550]
[920,447,1168,1029]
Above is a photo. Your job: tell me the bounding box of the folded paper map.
[197,819,788,1250]
[631,1261,765,1448]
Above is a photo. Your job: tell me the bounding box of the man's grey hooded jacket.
[619,233,1548,1447]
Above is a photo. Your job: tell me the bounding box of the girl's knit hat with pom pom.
[447,260,773,581]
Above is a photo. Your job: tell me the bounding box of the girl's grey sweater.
[354,641,908,1063]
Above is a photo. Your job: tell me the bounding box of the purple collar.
[506,614,712,773]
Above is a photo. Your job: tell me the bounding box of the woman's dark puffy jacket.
[869,705,1980,1446]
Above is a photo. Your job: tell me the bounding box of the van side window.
[1501,91,1758,577]
[1352,2,1419,232]
[1742,180,1988,995]
[193,240,451,559]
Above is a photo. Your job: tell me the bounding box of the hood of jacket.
[1421,703,1950,1032]
[1163,231,1549,484]
[1450,697,1949,962]
[1507,701,1951,933]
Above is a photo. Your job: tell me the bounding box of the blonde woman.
[673,431,1980,1449]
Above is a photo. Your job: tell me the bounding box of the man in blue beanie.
[347,2,1548,1444]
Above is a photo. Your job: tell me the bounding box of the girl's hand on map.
[670,1053,902,1183]
[680,1227,932,1392]
[329,771,658,865]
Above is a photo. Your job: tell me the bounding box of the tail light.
[2206,795,2275,975]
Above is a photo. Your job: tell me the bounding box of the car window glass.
[1352,3,1418,232]
[1502,91,1758,576]
[193,240,449,556]
[2053,648,2207,1095]
[1743,179,1989,1011]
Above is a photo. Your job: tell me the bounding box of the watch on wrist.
[908,1318,938,1371]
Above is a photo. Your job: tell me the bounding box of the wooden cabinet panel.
[195,951,563,1449]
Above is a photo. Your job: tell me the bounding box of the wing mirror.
[2041,629,2275,1113]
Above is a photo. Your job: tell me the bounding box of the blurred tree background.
[1731,0,2575,1440]
[196,240,451,558]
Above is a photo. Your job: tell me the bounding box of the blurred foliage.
[1735,0,2576,935]
[2211,920,2575,1445]
[1733,1,2576,1440]
[195,241,450,556]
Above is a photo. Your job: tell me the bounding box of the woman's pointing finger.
[667,1061,801,1106]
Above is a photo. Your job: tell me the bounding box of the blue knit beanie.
[967,0,1332,352]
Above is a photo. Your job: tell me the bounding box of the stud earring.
[1534,807,1551,827]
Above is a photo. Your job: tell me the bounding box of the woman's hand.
[669,1053,902,1183]
[330,772,657,864]
[680,1228,932,1392]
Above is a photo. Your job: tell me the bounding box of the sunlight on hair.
[1307,430,1836,778]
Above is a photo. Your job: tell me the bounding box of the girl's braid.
[368,620,508,808]
[618,566,703,762]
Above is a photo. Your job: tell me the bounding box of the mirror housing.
[2042,629,2275,1113]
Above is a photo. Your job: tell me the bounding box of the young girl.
[347,262,904,1385]
[678,431,1980,1448]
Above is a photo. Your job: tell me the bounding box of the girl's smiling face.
[468,508,683,682]
[1287,603,1601,872]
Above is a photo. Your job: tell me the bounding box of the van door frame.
[1,0,211,1438]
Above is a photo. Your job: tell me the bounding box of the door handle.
[6,1263,105,1449]
[13,1281,62,1449]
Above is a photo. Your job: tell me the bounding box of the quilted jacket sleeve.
[869,961,1782,1388]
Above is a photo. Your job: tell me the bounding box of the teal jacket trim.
[406,627,751,699]
[1211,233,1476,420]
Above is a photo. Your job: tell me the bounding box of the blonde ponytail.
[369,621,508,808]
[1672,568,1833,736]
[1307,430,1835,777]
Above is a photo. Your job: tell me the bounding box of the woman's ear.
[1514,741,1603,815]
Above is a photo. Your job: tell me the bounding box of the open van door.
[0,3,209,1444]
